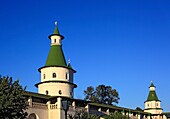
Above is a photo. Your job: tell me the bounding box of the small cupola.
[48,21,64,46]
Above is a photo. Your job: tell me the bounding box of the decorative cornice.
[35,80,77,88]
[38,65,76,73]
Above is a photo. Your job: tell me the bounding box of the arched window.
[28,113,37,119]
[53,73,56,78]
[46,90,49,95]
[58,90,62,95]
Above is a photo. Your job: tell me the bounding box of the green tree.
[0,76,28,119]
[69,108,99,119]
[103,111,129,119]
[84,84,120,105]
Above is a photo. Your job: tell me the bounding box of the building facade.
[25,23,169,119]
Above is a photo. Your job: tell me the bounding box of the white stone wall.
[50,35,62,45]
[39,67,74,97]
[40,67,73,83]
[145,101,161,109]
[38,82,74,97]
[27,107,48,119]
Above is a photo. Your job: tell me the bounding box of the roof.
[24,91,51,99]
[146,82,159,102]
[35,80,77,88]
[88,103,150,115]
[45,45,67,67]
[149,82,155,88]
[53,23,60,35]
[68,62,73,69]
[146,90,159,101]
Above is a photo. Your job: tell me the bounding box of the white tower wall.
[38,67,74,97]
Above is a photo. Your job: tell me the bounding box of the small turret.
[144,81,162,116]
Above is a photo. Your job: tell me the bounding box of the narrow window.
[46,90,48,95]
[54,39,56,43]
[148,104,149,107]
[59,90,62,95]
[53,73,56,78]
[66,73,68,79]
[43,74,45,79]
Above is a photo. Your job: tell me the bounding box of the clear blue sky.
[0,0,170,111]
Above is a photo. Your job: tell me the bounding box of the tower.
[35,22,77,98]
[144,82,163,115]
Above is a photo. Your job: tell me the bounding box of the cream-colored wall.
[27,108,48,119]
[40,67,73,83]
[145,101,161,109]
[39,67,74,97]
[38,82,74,97]
[150,87,155,91]
[50,35,62,45]
[144,108,162,114]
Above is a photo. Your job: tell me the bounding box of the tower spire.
[54,21,60,35]
[45,22,66,67]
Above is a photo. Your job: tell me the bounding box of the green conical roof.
[45,45,67,67]
[68,63,72,69]
[147,90,159,101]
[53,24,60,35]
[146,82,159,101]
[45,22,66,67]
[149,82,155,88]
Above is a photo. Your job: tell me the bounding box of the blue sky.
[0,0,170,111]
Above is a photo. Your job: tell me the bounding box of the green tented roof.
[68,63,72,69]
[45,45,67,67]
[53,25,60,35]
[147,90,159,101]
[149,82,155,88]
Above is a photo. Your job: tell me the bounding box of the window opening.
[66,73,68,79]
[53,73,56,78]
[43,74,45,79]
[59,90,62,95]
[46,90,49,95]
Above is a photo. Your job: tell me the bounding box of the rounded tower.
[144,82,162,115]
[35,22,77,98]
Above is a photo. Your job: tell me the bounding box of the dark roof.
[146,90,159,101]
[146,82,160,102]
[24,91,52,99]
[149,82,155,88]
[35,80,77,88]
[88,103,150,114]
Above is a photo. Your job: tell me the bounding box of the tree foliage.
[0,76,28,119]
[103,111,129,119]
[69,108,99,119]
[84,84,120,105]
